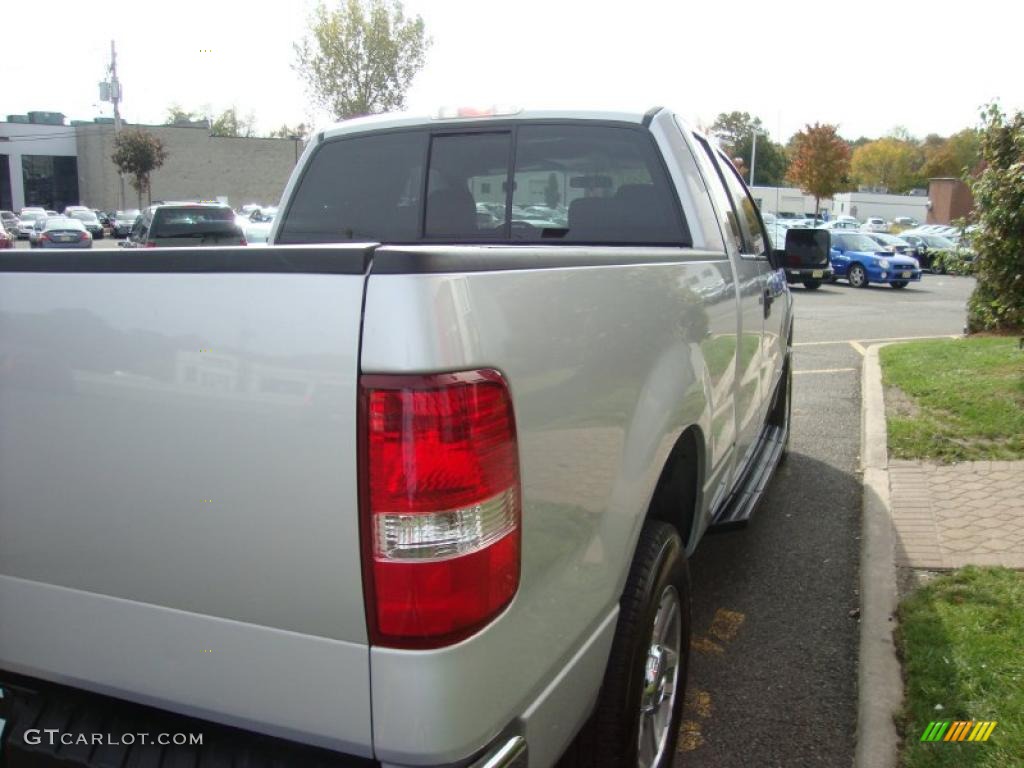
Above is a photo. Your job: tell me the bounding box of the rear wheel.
[802,279,822,290]
[891,281,909,289]
[848,264,868,288]
[586,520,690,768]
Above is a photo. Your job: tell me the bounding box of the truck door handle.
[763,286,774,317]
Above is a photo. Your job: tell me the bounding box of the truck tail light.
[144,241,157,248]
[360,370,521,649]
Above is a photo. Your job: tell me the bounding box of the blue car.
[829,231,922,289]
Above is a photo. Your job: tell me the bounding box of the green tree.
[293,0,430,120]
[850,138,922,192]
[922,129,982,179]
[210,107,256,137]
[966,104,1024,332]
[111,129,168,208]
[786,123,851,219]
[710,111,788,185]
[165,104,201,125]
[268,122,311,139]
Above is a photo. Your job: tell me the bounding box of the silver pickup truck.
[0,107,827,768]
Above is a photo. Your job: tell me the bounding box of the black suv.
[120,203,245,248]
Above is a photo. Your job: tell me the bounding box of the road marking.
[794,367,857,375]
[691,636,724,656]
[793,334,961,348]
[850,340,867,356]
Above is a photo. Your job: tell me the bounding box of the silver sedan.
[36,217,93,249]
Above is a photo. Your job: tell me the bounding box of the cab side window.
[716,153,767,258]
[692,135,745,254]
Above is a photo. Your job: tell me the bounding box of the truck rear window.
[277,124,690,246]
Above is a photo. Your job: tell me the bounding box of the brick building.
[926,178,974,225]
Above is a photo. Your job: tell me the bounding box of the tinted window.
[425,132,510,240]
[509,125,688,244]
[278,124,689,246]
[150,207,236,238]
[278,131,428,244]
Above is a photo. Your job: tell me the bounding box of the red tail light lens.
[144,241,157,248]
[360,369,521,648]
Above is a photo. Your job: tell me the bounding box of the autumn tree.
[293,0,430,120]
[111,129,168,208]
[710,111,788,185]
[850,138,922,193]
[786,123,851,220]
[922,129,982,179]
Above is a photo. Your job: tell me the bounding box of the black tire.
[848,263,868,288]
[585,520,690,768]
[802,279,822,290]
[891,281,909,289]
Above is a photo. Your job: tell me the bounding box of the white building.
[830,191,929,224]
[750,185,930,224]
[0,119,79,211]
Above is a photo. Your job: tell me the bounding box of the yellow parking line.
[794,367,857,375]
[850,341,867,356]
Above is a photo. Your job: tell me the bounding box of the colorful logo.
[920,721,998,742]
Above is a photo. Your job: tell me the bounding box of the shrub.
[967,104,1024,332]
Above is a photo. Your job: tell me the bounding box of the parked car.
[44,210,59,217]
[121,203,246,248]
[863,217,887,233]
[863,232,916,256]
[111,209,141,237]
[890,216,919,228]
[899,233,955,271]
[0,226,13,249]
[829,230,921,288]
[776,228,833,289]
[1,210,19,236]
[66,209,105,239]
[15,210,47,239]
[28,215,56,246]
[34,216,93,249]
[243,206,277,245]
[821,218,860,230]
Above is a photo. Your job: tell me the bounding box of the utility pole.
[104,41,126,209]
[750,128,760,188]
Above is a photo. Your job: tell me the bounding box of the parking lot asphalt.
[679,275,974,767]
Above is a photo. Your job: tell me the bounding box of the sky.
[2,0,1021,146]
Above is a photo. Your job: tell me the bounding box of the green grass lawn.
[880,337,1024,461]
[897,567,1024,767]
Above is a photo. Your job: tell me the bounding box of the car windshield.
[20,212,45,222]
[69,211,98,222]
[922,235,955,248]
[116,210,141,219]
[44,218,85,231]
[839,234,884,251]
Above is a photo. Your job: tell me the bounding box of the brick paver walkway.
[889,460,1024,569]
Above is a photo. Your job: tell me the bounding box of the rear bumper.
[784,266,833,281]
[0,672,376,768]
[0,675,528,768]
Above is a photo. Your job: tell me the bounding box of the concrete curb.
[854,344,903,768]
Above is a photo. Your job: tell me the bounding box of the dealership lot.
[682,276,974,766]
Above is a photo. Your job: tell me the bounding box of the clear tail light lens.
[360,370,521,648]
